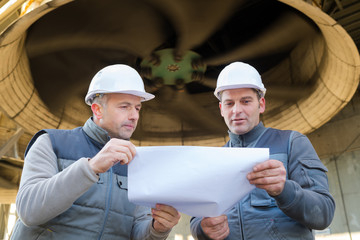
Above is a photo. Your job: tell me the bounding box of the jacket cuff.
[149,219,171,239]
[80,157,99,182]
[274,180,297,207]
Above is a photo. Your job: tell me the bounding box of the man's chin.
[231,127,249,135]
[124,133,134,140]
[118,131,134,140]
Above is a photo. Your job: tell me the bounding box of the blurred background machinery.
[0,0,359,239]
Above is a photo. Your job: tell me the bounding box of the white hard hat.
[85,64,155,105]
[214,62,266,100]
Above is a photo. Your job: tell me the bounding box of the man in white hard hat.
[12,64,180,240]
[190,62,335,240]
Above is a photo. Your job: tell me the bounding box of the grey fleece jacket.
[12,118,170,240]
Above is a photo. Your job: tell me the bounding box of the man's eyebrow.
[223,96,253,102]
[118,102,131,105]
[241,96,254,100]
[118,102,142,107]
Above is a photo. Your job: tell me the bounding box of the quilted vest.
[12,127,148,240]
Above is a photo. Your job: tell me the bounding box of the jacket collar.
[228,122,266,147]
[83,117,110,145]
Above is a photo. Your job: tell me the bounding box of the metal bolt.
[149,53,161,66]
[173,50,183,62]
[140,67,152,79]
[175,78,185,90]
[191,58,204,70]
[191,71,204,82]
[152,77,164,88]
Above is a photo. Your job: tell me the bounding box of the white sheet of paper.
[128,146,269,217]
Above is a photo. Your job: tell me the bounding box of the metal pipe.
[0,128,24,159]
[0,0,27,26]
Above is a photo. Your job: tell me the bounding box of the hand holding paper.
[128,146,269,217]
[247,159,287,196]
[152,204,181,233]
[201,215,230,239]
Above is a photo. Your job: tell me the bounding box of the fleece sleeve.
[131,204,172,240]
[16,133,99,226]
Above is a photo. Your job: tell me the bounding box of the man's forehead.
[222,88,255,98]
[108,93,142,101]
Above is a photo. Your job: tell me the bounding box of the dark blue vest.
[15,128,145,240]
[26,127,127,176]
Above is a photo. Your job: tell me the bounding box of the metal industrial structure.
[0,0,359,239]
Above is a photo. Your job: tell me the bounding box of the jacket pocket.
[250,188,276,207]
[298,159,328,188]
[112,175,136,216]
[116,175,128,191]
[299,159,328,172]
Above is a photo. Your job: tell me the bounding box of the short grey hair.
[89,93,107,106]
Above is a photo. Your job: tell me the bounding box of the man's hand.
[200,215,229,240]
[247,159,286,196]
[152,204,181,233]
[88,138,136,174]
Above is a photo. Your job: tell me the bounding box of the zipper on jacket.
[98,168,114,240]
[239,201,245,240]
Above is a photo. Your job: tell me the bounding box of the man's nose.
[232,103,242,114]
[129,107,139,120]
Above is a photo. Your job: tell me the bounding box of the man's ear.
[91,103,103,120]
[259,97,266,114]
[219,102,224,117]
